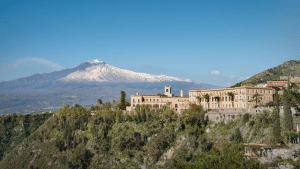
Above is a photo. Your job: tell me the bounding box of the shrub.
[242,113,250,123]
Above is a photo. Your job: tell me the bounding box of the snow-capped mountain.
[0,61,221,114]
[60,62,196,83]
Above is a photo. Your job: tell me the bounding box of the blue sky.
[0,0,299,87]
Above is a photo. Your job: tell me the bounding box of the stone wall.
[206,107,297,124]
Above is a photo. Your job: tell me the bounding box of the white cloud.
[239,77,245,81]
[229,75,234,78]
[222,74,227,77]
[246,76,250,79]
[0,57,65,71]
[211,70,220,75]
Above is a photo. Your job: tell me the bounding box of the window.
[133,104,135,107]
[157,99,159,101]
[244,104,245,107]
[252,89,254,93]
[133,99,135,103]
[146,99,148,101]
[247,89,249,93]
[264,97,265,100]
[248,96,250,101]
[237,104,238,107]
[150,99,151,101]
[264,90,265,93]
[166,89,169,92]
[138,99,140,103]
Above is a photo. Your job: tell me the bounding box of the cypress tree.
[272,90,281,141]
[283,89,293,131]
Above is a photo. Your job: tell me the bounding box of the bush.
[67,144,94,169]
[242,113,250,123]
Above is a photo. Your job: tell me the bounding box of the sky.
[0,0,299,87]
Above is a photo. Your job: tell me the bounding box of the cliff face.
[241,60,300,85]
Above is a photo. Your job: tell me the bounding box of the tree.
[97,99,103,105]
[252,93,262,107]
[196,96,201,103]
[230,128,243,143]
[227,92,234,101]
[203,94,210,102]
[214,96,220,102]
[112,100,116,106]
[283,89,293,131]
[67,144,94,169]
[116,91,130,110]
[272,90,281,142]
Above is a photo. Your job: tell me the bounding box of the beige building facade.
[126,86,190,113]
[188,85,273,109]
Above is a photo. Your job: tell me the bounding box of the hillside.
[0,113,52,161]
[0,104,265,169]
[241,60,300,85]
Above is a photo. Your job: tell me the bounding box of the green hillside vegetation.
[237,60,300,85]
[0,113,52,161]
[0,102,265,169]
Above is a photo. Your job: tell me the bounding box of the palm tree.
[203,94,210,102]
[203,94,210,109]
[227,92,234,108]
[214,96,220,108]
[252,93,262,107]
[196,96,201,103]
[214,96,220,102]
[227,92,234,101]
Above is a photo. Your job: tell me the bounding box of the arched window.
[166,89,169,92]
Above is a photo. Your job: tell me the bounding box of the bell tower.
[164,86,172,97]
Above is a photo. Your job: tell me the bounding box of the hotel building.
[126,86,190,113]
[188,85,273,109]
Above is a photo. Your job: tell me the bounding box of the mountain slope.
[60,62,196,83]
[241,60,300,85]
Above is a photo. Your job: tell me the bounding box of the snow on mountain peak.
[60,63,196,83]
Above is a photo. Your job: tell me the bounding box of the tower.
[180,90,183,97]
[164,86,172,97]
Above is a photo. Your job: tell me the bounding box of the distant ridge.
[241,60,300,85]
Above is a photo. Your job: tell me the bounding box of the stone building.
[126,86,190,113]
[267,80,287,90]
[188,85,273,109]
